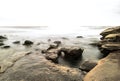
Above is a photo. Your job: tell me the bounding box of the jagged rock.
[79,61,97,72]
[101,43,120,51]
[47,44,59,51]
[23,40,33,45]
[100,26,120,39]
[104,33,120,42]
[58,47,84,60]
[84,51,120,81]
[45,51,58,63]
[13,41,20,44]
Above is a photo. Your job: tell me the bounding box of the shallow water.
[0,26,110,67]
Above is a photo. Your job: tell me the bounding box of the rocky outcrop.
[44,45,84,64]
[84,26,120,81]
[100,26,120,39]
[84,51,120,81]
[0,52,83,81]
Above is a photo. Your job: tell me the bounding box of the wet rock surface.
[84,51,120,81]
[0,52,83,81]
[79,61,97,72]
[84,26,120,81]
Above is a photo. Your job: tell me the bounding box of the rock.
[1,45,10,49]
[47,44,59,51]
[76,36,83,38]
[23,40,33,45]
[58,47,84,60]
[13,41,20,44]
[100,26,120,38]
[101,43,120,51]
[0,42,4,46]
[84,51,120,81]
[89,42,100,47]
[53,41,61,45]
[0,52,83,81]
[104,33,120,42]
[61,37,69,40]
[45,51,58,63]
[0,40,4,42]
[0,36,7,39]
[79,61,97,72]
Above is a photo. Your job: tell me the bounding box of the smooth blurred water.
[0,26,111,38]
[0,26,111,67]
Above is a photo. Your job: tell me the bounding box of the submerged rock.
[0,42,4,46]
[1,45,10,49]
[13,41,20,44]
[23,40,33,46]
[79,61,97,72]
[0,36,7,39]
[76,36,83,38]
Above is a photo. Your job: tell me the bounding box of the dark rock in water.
[48,39,51,42]
[53,41,61,45]
[58,47,84,60]
[13,41,20,44]
[89,42,100,47]
[79,61,97,72]
[47,44,59,50]
[2,45,10,49]
[61,37,69,40]
[0,42,4,46]
[76,36,83,38]
[23,40,33,45]
[0,36,7,39]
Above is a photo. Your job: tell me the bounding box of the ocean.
[0,26,112,67]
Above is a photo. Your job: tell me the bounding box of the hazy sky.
[0,0,120,28]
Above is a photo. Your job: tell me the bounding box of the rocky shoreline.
[0,26,119,81]
[84,26,120,81]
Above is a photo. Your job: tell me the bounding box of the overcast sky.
[0,0,120,28]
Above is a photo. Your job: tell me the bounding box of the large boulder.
[0,52,83,81]
[84,51,120,81]
[58,47,84,60]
